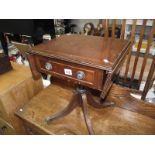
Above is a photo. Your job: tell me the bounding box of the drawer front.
[35,56,103,90]
[0,118,15,135]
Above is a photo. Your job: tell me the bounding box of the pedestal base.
[46,87,115,135]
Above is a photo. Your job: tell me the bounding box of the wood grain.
[112,19,116,39]
[31,35,130,71]
[130,19,147,82]
[107,84,155,119]
[35,55,104,90]
[141,55,155,100]
[27,54,41,80]
[0,62,43,134]
[16,83,155,135]
[29,34,130,100]
[102,19,109,38]
[120,19,126,40]
[138,19,155,88]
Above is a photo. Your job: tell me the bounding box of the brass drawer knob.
[45,62,52,70]
[77,71,85,80]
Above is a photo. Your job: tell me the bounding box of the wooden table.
[16,83,155,135]
[27,34,130,134]
[0,62,43,134]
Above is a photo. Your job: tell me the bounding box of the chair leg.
[141,57,155,100]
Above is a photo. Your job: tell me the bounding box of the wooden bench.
[16,82,155,135]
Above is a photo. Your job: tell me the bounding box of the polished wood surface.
[35,55,104,90]
[27,34,131,134]
[16,83,155,135]
[45,85,114,135]
[0,117,15,135]
[71,19,154,98]
[28,34,130,99]
[30,34,130,71]
[107,84,155,120]
[0,62,43,134]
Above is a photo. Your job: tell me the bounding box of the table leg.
[87,92,115,108]
[81,93,95,135]
[46,93,79,122]
[46,89,114,134]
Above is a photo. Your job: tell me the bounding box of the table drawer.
[35,56,103,90]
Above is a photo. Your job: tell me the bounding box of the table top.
[31,34,130,71]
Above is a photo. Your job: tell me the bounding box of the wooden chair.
[101,19,155,101]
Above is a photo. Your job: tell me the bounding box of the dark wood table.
[27,34,130,134]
